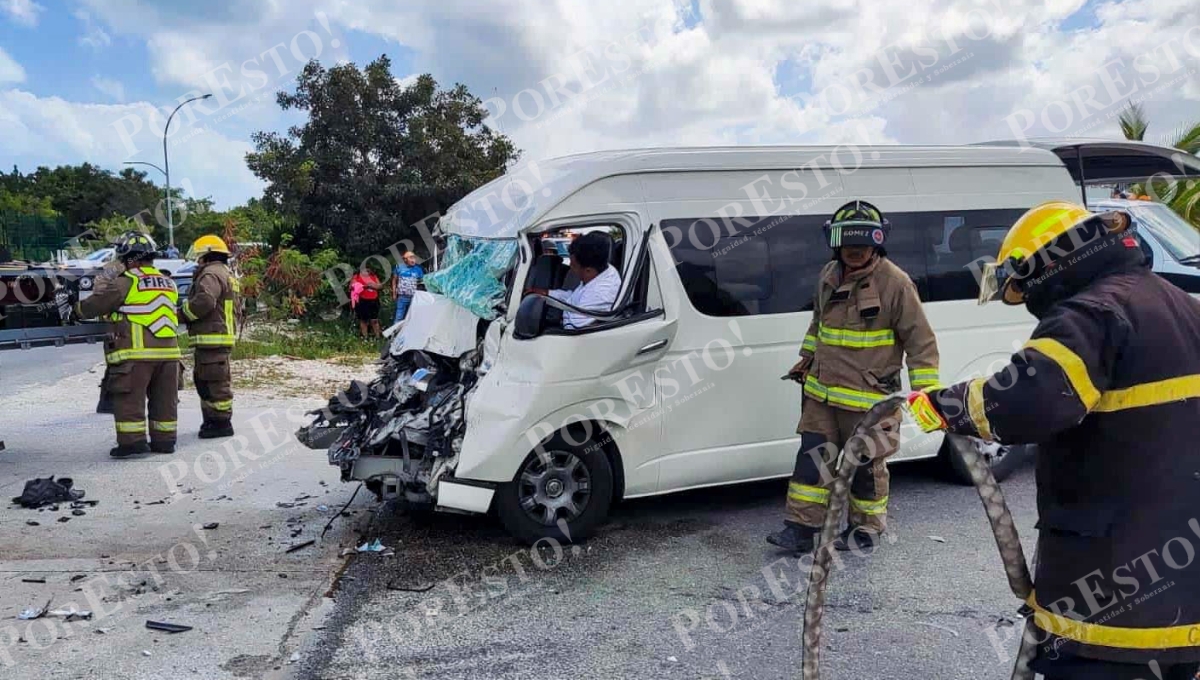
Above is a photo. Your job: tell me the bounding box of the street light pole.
[163,93,212,250]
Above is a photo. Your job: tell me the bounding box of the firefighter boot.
[109,441,150,458]
[199,421,235,439]
[833,526,881,553]
[766,521,818,554]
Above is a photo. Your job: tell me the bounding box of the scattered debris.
[146,620,193,634]
[20,577,45,584]
[72,509,86,516]
[70,575,86,583]
[295,494,314,501]
[290,528,303,538]
[356,539,386,553]
[289,652,301,663]
[25,520,38,526]
[213,495,230,501]
[18,599,51,620]
[386,581,435,593]
[145,500,166,506]
[835,626,850,632]
[286,540,316,554]
[57,516,71,523]
[95,628,109,634]
[49,609,92,621]
[316,505,330,513]
[70,500,99,508]
[201,522,219,530]
[12,476,85,509]
[142,650,152,657]
[278,573,288,579]
[668,656,678,662]
[276,502,295,509]
[927,536,947,543]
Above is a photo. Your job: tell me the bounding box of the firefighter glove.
[906,388,948,433]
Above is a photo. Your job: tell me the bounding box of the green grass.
[229,317,382,361]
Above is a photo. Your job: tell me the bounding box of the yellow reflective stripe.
[1026,591,1200,649]
[804,377,887,409]
[150,421,177,432]
[787,482,830,506]
[850,496,888,515]
[966,377,994,441]
[1094,374,1200,412]
[192,334,235,347]
[106,347,182,362]
[181,300,198,322]
[204,399,233,412]
[115,421,146,434]
[1024,338,1101,410]
[909,367,939,388]
[224,299,235,337]
[817,324,895,349]
[801,334,817,352]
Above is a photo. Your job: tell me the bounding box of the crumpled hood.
[387,291,480,359]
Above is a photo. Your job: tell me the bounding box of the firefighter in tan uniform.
[181,235,238,439]
[75,232,180,457]
[767,201,939,554]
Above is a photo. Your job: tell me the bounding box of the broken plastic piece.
[11,476,85,509]
[49,609,92,621]
[145,620,192,633]
[18,599,51,620]
[20,577,45,584]
[201,522,219,530]
[356,539,386,553]
[386,581,435,593]
[285,540,316,554]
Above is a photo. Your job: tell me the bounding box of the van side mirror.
[514,294,547,340]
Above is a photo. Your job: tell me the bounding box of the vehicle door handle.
[637,339,668,355]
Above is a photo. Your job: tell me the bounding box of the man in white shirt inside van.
[529,231,623,329]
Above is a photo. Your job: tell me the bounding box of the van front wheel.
[495,433,614,545]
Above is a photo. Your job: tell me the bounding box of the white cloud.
[75,10,113,48]
[0,90,264,209]
[0,45,25,83]
[2,0,43,27]
[91,76,126,102]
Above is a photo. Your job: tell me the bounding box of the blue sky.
[0,0,1196,210]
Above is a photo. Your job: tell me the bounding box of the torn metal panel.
[387,291,481,358]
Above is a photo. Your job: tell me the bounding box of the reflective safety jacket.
[77,265,180,364]
[182,261,239,348]
[799,256,940,413]
[933,261,1200,665]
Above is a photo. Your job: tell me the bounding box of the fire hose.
[801,395,1037,680]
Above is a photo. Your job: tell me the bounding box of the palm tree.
[1117,101,1200,225]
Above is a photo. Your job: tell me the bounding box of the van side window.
[923,210,1026,302]
[663,214,929,317]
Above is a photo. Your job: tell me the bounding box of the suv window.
[664,214,927,317]
[923,209,1027,302]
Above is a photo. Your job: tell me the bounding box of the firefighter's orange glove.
[906,388,948,433]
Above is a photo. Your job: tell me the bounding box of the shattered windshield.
[423,235,518,320]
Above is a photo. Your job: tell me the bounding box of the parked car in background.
[1089,198,1200,293]
[172,261,196,297]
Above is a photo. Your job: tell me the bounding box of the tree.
[247,56,519,259]
[1117,101,1200,226]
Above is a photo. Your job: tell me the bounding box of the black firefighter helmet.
[823,200,890,252]
[113,230,159,262]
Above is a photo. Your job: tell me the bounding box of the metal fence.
[0,211,70,263]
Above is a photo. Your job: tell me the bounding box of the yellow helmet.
[978,201,1131,306]
[188,234,231,260]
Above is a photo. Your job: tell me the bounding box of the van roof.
[441,144,1068,239]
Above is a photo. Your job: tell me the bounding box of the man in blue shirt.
[391,251,424,324]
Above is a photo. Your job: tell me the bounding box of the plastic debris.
[25,520,38,526]
[286,540,316,554]
[356,539,386,553]
[49,609,92,621]
[386,581,435,593]
[57,516,71,523]
[146,620,192,634]
[20,577,45,584]
[276,502,295,508]
[201,522,219,530]
[289,653,300,663]
[316,505,330,513]
[11,476,85,509]
[142,650,152,657]
[70,575,87,583]
[18,599,51,620]
[927,535,947,543]
[72,509,86,516]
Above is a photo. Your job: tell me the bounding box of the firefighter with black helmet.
[182,234,239,439]
[75,231,179,457]
[767,201,940,555]
[907,201,1200,679]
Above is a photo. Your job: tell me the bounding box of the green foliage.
[1118,102,1200,227]
[247,57,519,260]
[239,245,347,320]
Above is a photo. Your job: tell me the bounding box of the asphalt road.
[0,344,104,393]
[290,458,1039,680]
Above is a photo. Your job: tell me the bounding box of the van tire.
[495,432,614,545]
[939,437,1031,485]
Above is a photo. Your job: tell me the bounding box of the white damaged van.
[298,141,1200,543]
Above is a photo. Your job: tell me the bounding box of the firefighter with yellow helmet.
[907,201,1200,679]
[182,235,240,439]
[75,231,180,457]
